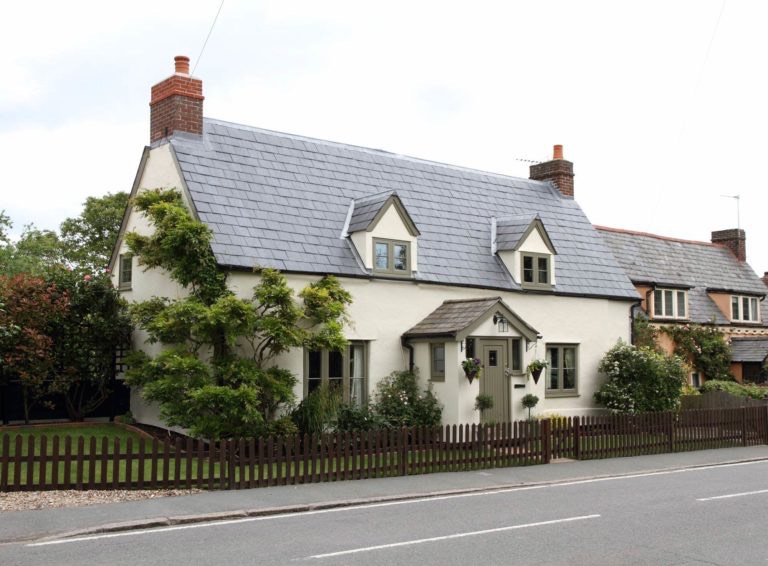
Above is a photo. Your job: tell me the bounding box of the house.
[597,226,768,385]
[110,56,639,428]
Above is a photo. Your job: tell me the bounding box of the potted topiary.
[526,359,549,384]
[474,393,494,420]
[521,393,539,420]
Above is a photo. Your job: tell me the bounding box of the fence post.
[542,419,551,464]
[742,407,748,446]
[666,412,675,452]
[573,416,581,460]
[398,427,408,477]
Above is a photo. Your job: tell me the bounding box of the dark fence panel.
[1,407,766,492]
[681,391,768,411]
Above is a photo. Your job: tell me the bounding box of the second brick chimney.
[529,144,575,198]
[149,55,204,144]
[711,228,746,262]
[762,272,768,287]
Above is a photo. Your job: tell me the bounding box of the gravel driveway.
[0,489,201,512]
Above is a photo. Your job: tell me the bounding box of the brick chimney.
[529,144,575,198]
[711,228,746,262]
[762,272,768,287]
[149,55,204,143]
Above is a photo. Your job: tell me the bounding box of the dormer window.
[732,295,760,322]
[522,253,550,287]
[374,238,410,275]
[653,288,686,319]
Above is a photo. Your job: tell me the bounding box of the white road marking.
[697,488,768,502]
[304,515,601,560]
[26,459,768,548]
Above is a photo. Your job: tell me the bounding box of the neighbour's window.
[546,344,578,396]
[521,253,551,288]
[430,343,445,382]
[373,238,410,276]
[119,255,133,289]
[305,343,367,407]
[690,372,701,388]
[731,295,760,322]
[652,288,687,319]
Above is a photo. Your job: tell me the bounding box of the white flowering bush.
[595,340,687,413]
[373,370,442,428]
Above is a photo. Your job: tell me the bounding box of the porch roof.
[730,337,768,363]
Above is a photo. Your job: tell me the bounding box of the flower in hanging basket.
[526,359,549,384]
[461,357,482,383]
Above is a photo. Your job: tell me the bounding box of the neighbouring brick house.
[597,227,768,385]
[109,56,641,429]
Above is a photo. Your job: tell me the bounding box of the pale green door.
[480,340,509,423]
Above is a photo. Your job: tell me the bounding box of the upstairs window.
[653,289,687,319]
[118,255,133,289]
[521,253,551,288]
[373,238,410,276]
[732,295,760,322]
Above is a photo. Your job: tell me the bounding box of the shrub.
[700,379,768,400]
[663,324,732,381]
[291,382,342,436]
[372,370,442,428]
[474,393,494,413]
[521,393,539,419]
[335,404,386,432]
[595,340,687,413]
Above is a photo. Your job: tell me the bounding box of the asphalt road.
[4,460,768,565]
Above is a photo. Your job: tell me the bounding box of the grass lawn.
[0,423,149,457]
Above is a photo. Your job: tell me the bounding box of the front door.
[479,340,509,423]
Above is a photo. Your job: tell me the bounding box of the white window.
[305,343,367,407]
[731,295,760,322]
[430,343,445,382]
[653,289,687,319]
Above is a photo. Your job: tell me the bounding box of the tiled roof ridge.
[595,225,722,248]
[442,296,502,305]
[203,117,555,188]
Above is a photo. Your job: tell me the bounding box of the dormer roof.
[495,214,557,254]
[347,191,419,236]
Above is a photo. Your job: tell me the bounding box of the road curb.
[26,454,768,544]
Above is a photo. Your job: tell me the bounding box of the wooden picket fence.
[1,407,766,492]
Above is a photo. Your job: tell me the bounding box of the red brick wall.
[711,229,746,262]
[529,159,574,197]
[149,74,204,143]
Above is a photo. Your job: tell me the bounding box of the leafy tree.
[632,315,659,351]
[125,189,352,439]
[60,192,129,272]
[595,340,687,413]
[662,324,732,381]
[0,274,69,422]
[0,224,65,277]
[47,268,131,421]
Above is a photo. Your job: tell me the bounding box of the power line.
[192,0,225,76]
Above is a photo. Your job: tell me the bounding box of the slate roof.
[597,227,768,325]
[167,119,638,299]
[347,191,393,233]
[495,214,537,251]
[730,337,768,363]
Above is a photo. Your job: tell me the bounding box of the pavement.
[2,445,768,545]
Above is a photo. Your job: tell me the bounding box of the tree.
[125,189,352,439]
[0,274,69,422]
[595,340,687,413]
[662,324,732,381]
[60,192,129,272]
[47,268,131,421]
[0,224,65,277]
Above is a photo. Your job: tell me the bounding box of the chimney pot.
[174,55,190,75]
[529,144,574,198]
[553,144,563,160]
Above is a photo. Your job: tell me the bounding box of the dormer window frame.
[731,294,760,323]
[521,252,552,290]
[372,237,411,277]
[652,288,687,320]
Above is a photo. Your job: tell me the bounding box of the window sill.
[545,390,579,399]
[118,284,132,291]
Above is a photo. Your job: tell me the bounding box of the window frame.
[304,342,368,406]
[118,254,133,290]
[652,288,687,320]
[521,252,552,289]
[372,238,411,276]
[731,295,760,323]
[545,343,579,398]
[430,342,446,382]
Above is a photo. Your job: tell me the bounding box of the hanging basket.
[465,371,477,384]
[531,368,543,384]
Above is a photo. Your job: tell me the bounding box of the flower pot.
[531,368,543,384]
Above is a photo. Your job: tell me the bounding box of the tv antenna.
[720,194,741,229]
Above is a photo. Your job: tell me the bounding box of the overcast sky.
[2,0,766,274]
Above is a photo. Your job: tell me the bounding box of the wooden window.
[511,338,522,372]
[305,343,367,407]
[373,238,410,276]
[652,288,687,319]
[521,253,551,288]
[546,344,578,397]
[430,343,445,381]
[118,255,133,289]
[731,295,760,322]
